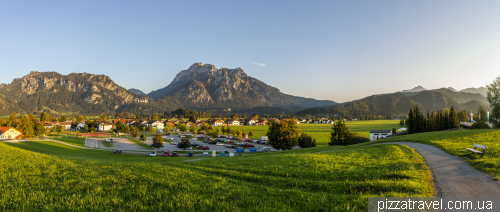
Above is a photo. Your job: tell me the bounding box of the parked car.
[260,136,268,141]
[165,133,170,135]
[162,151,170,156]
[253,139,260,143]
[188,152,194,157]
[209,141,218,145]
[114,149,122,154]
[157,129,163,133]
[261,147,271,152]
[171,141,178,145]
[200,146,209,150]
[172,151,178,157]
[245,143,255,147]
[216,142,224,146]
[150,152,156,156]
[227,140,234,143]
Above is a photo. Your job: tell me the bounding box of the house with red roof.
[0,127,24,141]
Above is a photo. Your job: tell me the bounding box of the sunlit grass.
[0,140,432,211]
[382,129,500,180]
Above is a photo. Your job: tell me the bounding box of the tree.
[120,125,130,134]
[178,123,187,132]
[231,114,238,119]
[89,127,96,133]
[242,130,247,139]
[151,133,164,149]
[252,115,259,120]
[449,106,459,129]
[329,118,351,145]
[248,131,254,138]
[164,125,171,133]
[59,115,67,122]
[392,128,397,134]
[221,126,226,135]
[178,137,191,151]
[267,119,301,150]
[298,133,316,148]
[487,76,500,128]
[40,112,49,122]
[130,126,139,138]
[33,122,45,137]
[84,124,89,132]
[189,115,196,123]
[189,126,197,134]
[10,112,17,124]
[139,133,147,144]
[16,115,34,138]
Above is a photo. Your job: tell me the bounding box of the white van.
[260,136,268,141]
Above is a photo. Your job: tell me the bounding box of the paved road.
[388,142,500,197]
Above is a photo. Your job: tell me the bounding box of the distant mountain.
[444,87,457,92]
[402,85,426,93]
[461,100,491,112]
[431,88,488,104]
[0,71,152,115]
[459,87,488,97]
[146,63,335,109]
[297,89,489,117]
[129,88,146,96]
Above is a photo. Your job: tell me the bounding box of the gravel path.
[388,142,500,197]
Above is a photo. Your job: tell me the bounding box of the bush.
[470,122,491,129]
[348,135,370,145]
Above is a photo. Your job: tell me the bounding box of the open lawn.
[0,140,432,211]
[214,120,401,146]
[382,129,500,180]
[51,137,87,147]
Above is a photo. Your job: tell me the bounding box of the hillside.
[0,71,152,115]
[431,88,488,104]
[147,63,335,109]
[128,88,146,96]
[297,90,478,117]
[459,87,488,97]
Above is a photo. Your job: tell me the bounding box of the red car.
[200,146,210,150]
[162,150,170,156]
[171,151,178,157]
[227,140,234,143]
[245,143,255,147]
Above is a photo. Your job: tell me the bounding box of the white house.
[227,119,240,126]
[76,122,86,130]
[147,121,165,130]
[59,121,72,130]
[369,130,392,141]
[248,119,256,125]
[0,127,23,140]
[98,123,113,132]
[213,120,224,126]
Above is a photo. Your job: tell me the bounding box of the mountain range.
[297,88,491,117]
[0,64,334,115]
[0,64,491,116]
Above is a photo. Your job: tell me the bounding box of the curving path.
[387,142,500,197]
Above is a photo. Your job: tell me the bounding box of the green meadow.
[0,139,432,211]
[225,120,401,146]
[382,129,500,180]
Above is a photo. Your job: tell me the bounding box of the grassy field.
[51,137,87,147]
[382,129,500,180]
[216,120,401,146]
[0,140,432,211]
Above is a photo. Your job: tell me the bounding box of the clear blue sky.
[1,0,499,103]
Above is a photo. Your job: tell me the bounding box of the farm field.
[222,120,401,146]
[1,140,432,211]
[382,129,500,180]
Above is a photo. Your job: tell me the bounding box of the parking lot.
[149,134,277,152]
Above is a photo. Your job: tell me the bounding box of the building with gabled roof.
[0,127,24,140]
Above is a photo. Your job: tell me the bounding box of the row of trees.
[407,106,460,134]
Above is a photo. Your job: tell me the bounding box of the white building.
[98,123,113,132]
[369,130,392,141]
[0,127,23,140]
[147,121,165,130]
[248,120,256,125]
